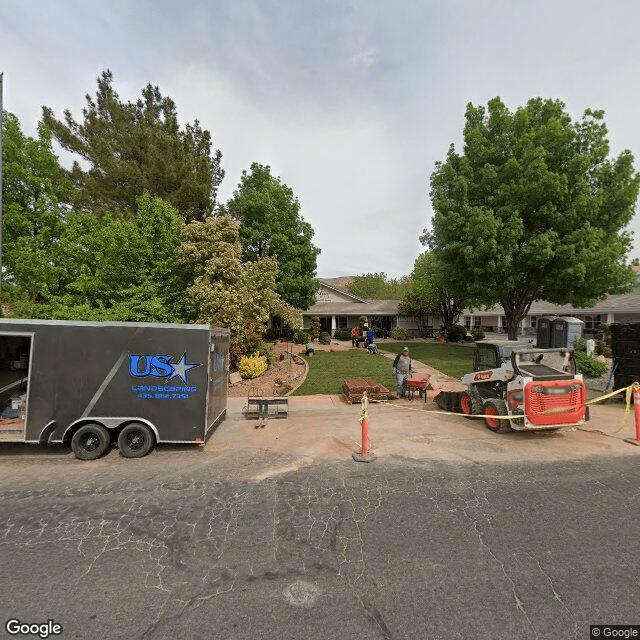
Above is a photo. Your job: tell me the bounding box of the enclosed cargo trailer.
[0,319,229,459]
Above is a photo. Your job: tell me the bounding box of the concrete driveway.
[217,394,639,480]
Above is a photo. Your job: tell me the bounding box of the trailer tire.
[118,422,155,458]
[71,423,111,460]
[482,399,512,433]
[460,389,482,418]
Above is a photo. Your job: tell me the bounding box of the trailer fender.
[61,418,159,444]
[115,418,159,443]
[39,421,57,445]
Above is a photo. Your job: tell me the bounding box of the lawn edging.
[285,354,309,396]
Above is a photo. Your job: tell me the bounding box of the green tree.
[21,195,186,322]
[42,70,224,222]
[1,111,74,302]
[400,253,465,338]
[428,97,639,339]
[346,272,411,299]
[177,215,302,363]
[224,162,319,309]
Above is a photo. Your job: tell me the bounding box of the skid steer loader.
[459,340,588,433]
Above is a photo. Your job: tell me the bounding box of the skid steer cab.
[459,340,587,433]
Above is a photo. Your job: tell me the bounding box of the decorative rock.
[229,372,243,385]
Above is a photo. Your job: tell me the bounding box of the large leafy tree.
[1,111,74,301]
[428,97,639,339]
[346,272,411,300]
[224,162,320,309]
[42,70,224,222]
[400,252,465,338]
[20,195,186,322]
[177,215,302,363]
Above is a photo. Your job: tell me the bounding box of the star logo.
[168,353,201,383]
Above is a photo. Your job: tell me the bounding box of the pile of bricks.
[342,378,395,403]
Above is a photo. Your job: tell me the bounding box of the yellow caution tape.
[367,383,639,428]
[600,381,639,436]
[360,391,369,423]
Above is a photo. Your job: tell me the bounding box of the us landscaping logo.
[128,353,201,400]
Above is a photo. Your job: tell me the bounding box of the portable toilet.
[551,317,583,349]
[536,316,558,348]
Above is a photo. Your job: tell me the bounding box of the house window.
[530,316,538,328]
[337,316,348,329]
[464,316,471,328]
[582,314,601,331]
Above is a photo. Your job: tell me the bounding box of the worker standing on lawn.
[351,326,360,347]
[392,346,412,398]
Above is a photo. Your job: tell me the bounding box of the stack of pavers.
[342,378,395,404]
[610,323,640,392]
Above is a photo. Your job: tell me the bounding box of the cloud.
[350,48,377,67]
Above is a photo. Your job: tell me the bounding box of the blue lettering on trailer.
[129,353,200,383]
[128,353,201,399]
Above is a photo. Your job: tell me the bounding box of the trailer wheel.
[118,422,155,458]
[482,399,512,433]
[460,389,482,418]
[71,423,111,460]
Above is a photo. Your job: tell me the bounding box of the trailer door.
[0,332,33,442]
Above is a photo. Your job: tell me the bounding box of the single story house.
[301,279,425,337]
[302,269,640,337]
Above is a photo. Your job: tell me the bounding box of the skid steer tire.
[460,389,482,419]
[482,399,512,433]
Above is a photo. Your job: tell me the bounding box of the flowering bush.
[238,352,268,379]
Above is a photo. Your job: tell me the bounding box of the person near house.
[351,326,361,347]
[367,341,378,354]
[392,347,412,398]
[366,327,375,347]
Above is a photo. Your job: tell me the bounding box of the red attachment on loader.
[524,379,586,426]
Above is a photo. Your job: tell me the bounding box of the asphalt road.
[0,444,638,640]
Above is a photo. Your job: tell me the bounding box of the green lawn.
[293,350,397,396]
[293,341,475,395]
[382,342,474,379]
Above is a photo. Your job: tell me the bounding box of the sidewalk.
[206,392,640,478]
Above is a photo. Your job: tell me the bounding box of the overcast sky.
[2,0,640,277]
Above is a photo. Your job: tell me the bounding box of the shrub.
[573,337,587,352]
[574,350,608,378]
[238,352,268,379]
[447,324,468,342]
[392,326,409,340]
[309,316,321,339]
[319,332,331,345]
[334,329,351,341]
[292,329,311,344]
[255,342,274,365]
[471,328,485,341]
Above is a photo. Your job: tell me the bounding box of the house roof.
[304,299,401,316]
[464,285,640,316]
[317,276,357,292]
